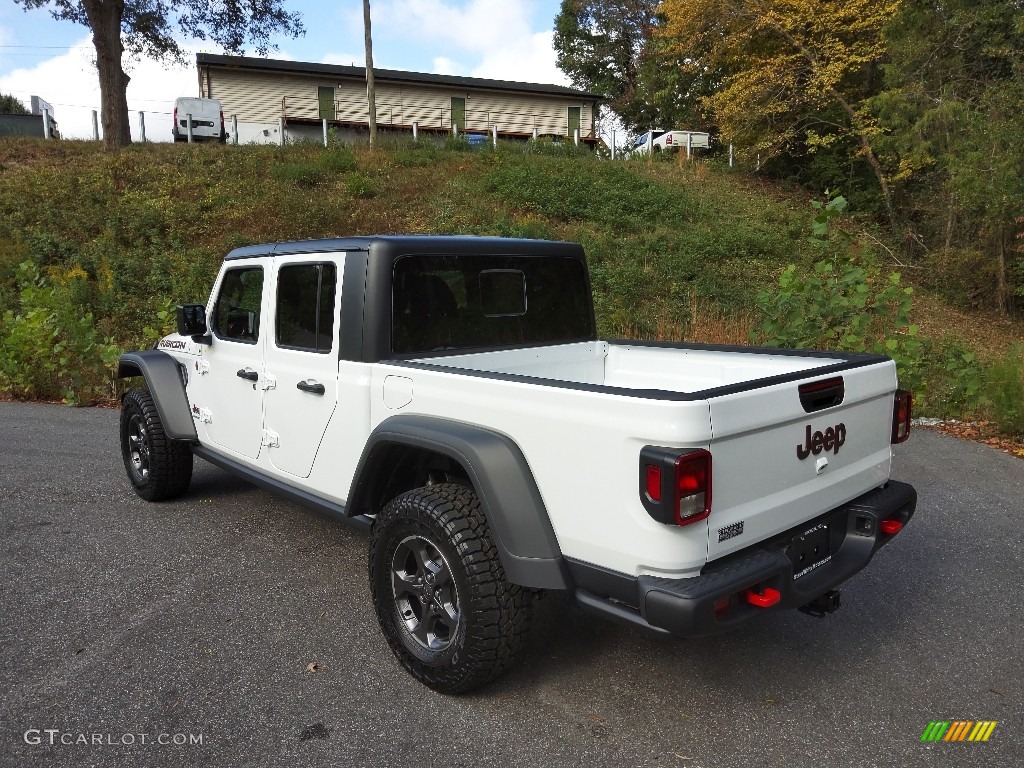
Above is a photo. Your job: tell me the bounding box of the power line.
[0,45,93,50]
[0,88,184,107]
[0,52,91,57]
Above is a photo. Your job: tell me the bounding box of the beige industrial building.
[196,54,600,146]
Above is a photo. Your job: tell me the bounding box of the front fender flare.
[347,414,570,590]
[117,350,198,442]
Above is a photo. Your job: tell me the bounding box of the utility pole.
[363,0,377,146]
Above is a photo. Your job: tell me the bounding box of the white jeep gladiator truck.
[117,236,916,693]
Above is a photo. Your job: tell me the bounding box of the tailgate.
[706,361,897,561]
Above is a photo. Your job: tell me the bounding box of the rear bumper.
[572,480,917,637]
[171,127,223,142]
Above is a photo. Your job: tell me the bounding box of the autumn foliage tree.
[14,1,304,149]
[657,0,901,228]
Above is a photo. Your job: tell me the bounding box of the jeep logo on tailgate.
[797,423,846,460]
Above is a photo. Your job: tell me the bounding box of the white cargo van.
[631,130,711,155]
[172,97,225,143]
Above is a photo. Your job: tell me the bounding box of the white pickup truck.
[117,236,916,693]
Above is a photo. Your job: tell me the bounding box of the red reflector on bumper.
[746,587,781,608]
[880,519,903,535]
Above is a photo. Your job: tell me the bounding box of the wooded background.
[555,0,1024,315]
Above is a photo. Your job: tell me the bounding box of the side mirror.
[176,304,209,340]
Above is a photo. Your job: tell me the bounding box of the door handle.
[296,380,325,395]
[236,368,259,382]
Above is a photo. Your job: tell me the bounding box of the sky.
[0,0,570,141]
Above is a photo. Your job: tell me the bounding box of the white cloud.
[431,57,461,76]
[470,30,565,85]
[375,0,566,85]
[0,37,201,141]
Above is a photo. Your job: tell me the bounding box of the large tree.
[15,1,304,148]
[554,0,668,132]
[0,94,32,114]
[658,0,901,229]
[873,0,1024,312]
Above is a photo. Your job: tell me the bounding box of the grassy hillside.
[0,138,1020,432]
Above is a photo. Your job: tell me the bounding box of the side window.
[275,263,337,353]
[213,267,264,343]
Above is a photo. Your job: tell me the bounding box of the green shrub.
[321,148,357,173]
[910,340,985,417]
[524,137,592,157]
[444,135,474,152]
[345,173,378,199]
[394,142,438,167]
[0,261,120,404]
[753,195,924,388]
[985,346,1024,435]
[270,158,326,188]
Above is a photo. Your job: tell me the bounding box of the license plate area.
[788,521,832,579]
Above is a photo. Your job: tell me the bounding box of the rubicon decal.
[920,721,998,743]
[797,423,846,460]
[159,339,187,350]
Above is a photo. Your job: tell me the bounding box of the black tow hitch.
[798,589,842,618]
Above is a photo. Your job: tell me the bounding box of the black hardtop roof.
[224,235,584,261]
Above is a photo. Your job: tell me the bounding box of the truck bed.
[402,340,859,395]
[377,340,896,574]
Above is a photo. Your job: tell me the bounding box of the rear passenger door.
[262,254,342,478]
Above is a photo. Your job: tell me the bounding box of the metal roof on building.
[196,54,600,101]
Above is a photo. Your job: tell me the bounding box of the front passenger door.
[199,262,267,460]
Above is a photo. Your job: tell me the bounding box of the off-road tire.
[120,388,193,501]
[370,483,532,694]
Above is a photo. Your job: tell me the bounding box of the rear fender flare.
[347,414,570,590]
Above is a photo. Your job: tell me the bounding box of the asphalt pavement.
[1,402,1020,767]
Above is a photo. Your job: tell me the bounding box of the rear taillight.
[674,451,711,524]
[173,106,178,125]
[220,110,225,131]
[640,447,712,526]
[892,389,912,443]
[666,134,672,145]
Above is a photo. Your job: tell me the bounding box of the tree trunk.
[83,0,131,148]
[362,0,377,146]
[944,188,956,250]
[772,23,900,235]
[996,225,1007,316]
[851,125,899,234]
